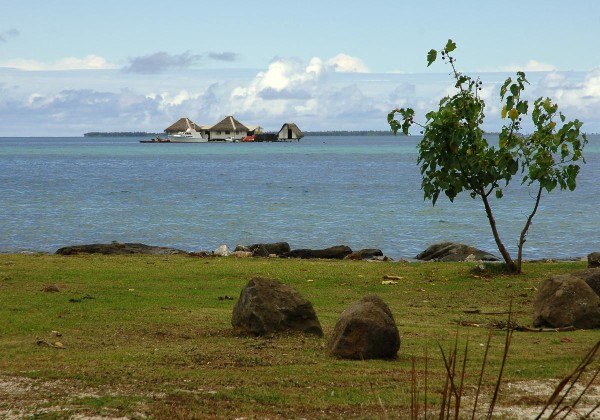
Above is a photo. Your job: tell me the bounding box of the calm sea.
[0,135,598,260]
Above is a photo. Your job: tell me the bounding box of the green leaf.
[445,39,457,53]
[500,78,512,98]
[516,101,528,115]
[427,49,437,67]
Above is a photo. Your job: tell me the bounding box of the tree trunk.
[516,186,543,273]
[480,190,517,272]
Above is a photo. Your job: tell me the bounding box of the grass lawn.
[0,254,598,418]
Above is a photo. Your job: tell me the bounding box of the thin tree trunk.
[480,190,516,271]
[517,186,543,273]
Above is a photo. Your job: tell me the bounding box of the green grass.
[0,254,598,418]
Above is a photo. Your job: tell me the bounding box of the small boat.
[224,136,239,142]
[169,120,207,143]
[241,135,255,142]
[140,136,170,143]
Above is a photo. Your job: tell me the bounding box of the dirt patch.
[2,374,599,419]
[0,375,154,419]
[495,380,600,419]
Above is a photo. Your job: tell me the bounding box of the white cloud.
[229,57,327,119]
[531,67,600,121]
[326,54,369,73]
[499,59,557,73]
[4,55,600,136]
[0,55,117,71]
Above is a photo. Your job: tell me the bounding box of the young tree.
[388,40,587,273]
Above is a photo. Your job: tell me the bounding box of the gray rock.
[328,295,400,360]
[533,274,600,329]
[588,252,600,269]
[214,244,231,256]
[416,242,499,262]
[55,242,187,255]
[235,242,291,256]
[345,249,384,260]
[232,277,323,336]
[282,245,353,259]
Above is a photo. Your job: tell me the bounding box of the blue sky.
[1,0,600,135]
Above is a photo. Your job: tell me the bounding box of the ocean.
[0,135,598,260]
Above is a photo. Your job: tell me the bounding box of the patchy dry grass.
[0,254,598,418]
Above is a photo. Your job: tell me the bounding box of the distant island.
[305,130,394,136]
[84,132,162,137]
[84,130,394,137]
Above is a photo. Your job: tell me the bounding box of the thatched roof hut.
[210,115,249,132]
[164,117,202,133]
[209,116,250,140]
[277,123,304,141]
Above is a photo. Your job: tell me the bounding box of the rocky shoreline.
[50,241,598,265]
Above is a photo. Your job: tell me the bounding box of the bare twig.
[486,302,513,419]
[471,329,493,420]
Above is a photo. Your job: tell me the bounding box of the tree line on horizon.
[84,130,398,137]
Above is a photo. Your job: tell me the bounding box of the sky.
[1,0,600,136]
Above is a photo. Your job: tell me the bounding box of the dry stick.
[547,340,600,419]
[447,329,460,419]
[438,329,460,419]
[536,374,574,420]
[424,345,429,420]
[411,355,418,420]
[564,366,600,420]
[438,344,452,420]
[540,340,600,419]
[486,304,514,419]
[471,330,493,420]
[455,334,469,420]
[584,401,600,419]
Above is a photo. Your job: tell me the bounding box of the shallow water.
[0,135,598,259]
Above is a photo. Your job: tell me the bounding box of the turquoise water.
[0,135,598,259]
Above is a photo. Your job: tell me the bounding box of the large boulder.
[416,242,499,262]
[55,242,187,255]
[282,245,353,260]
[231,277,323,336]
[328,295,400,360]
[533,273,600,329]
[588,252,600,269]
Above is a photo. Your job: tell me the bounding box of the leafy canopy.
[388,40,587,273]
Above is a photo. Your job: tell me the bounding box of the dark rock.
[588,252,600,269]
[345,249,384,260]
[236,242,291,256]
[282,245,353,260]
[251,245,270,258]
[568,268,600,298]
[231,276,323,336]
[416,242,499,262]
[533,273,600,329]
[55,243,187,256]
[328,295,400,360]
[189,251,214,258]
